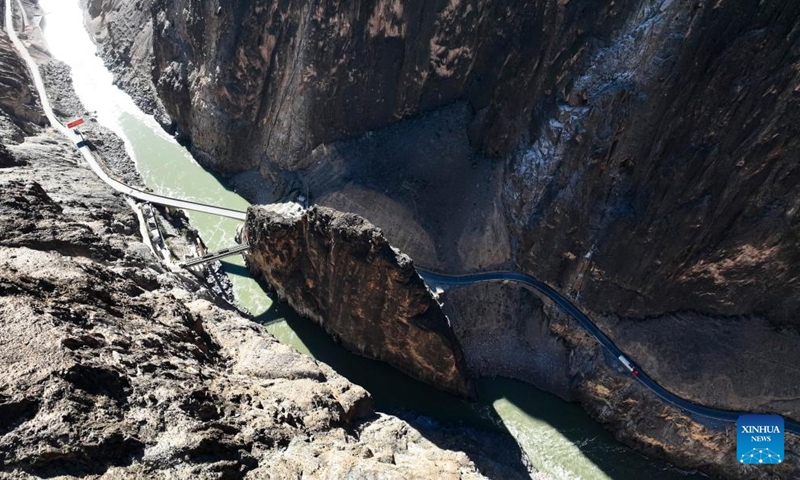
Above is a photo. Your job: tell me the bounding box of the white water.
[37,0,273,317]
[38,0,141,156]
[30,2,707,478]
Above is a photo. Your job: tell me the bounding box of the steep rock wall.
[442,282,800,479]
[244,205,473,397]
[0,12,529,476]
[87,0,800,325]
[80,0,171,125]
[0,13,44,130]
[147,0,637,172]
[507,0,800,324]
[76,0,800,475]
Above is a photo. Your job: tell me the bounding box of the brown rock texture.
[87,0,800,324]
[442,282,800,480]
[0,110,490,480]
[0,15,527,478]
[146,0,640,172]
[442,282,573,402]
[244,205,473,397]
[79,0,171,126]
[506,0,800,326]
[77,0,800,475]
[0,18,44,130]
[552,301,800,480]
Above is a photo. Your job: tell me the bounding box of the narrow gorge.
[0,1,530,478]
[1,0,798,478]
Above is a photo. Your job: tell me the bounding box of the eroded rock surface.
[443,282,572,402]
[85,0,800,323]
[80,0,171,126]
[78,0,800,476]
[552,299,800,480]
[0,15,44,131]
[0,241,490,479]
[147,0,641,172]
[0,113,503,480]
[244,205,473,397]
[442,282,800,480]
[0,11,529,478]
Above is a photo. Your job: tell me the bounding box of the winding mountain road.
[7,0,797,439]
[4,0,246,221]
[418,269,800,435]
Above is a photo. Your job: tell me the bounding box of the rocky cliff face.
[0,3,44,135]
[80,0,171,126]
[136,0,800,412]
[92,0,800,325]
[146,0,637,172]
[244,205,473,397]
[507,0,800,326]
[0,7,532,478]
[445,283,800,480]
[0,215,497,479]
[80,0,800,476]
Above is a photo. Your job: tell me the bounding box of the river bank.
[23,1,795,479]
[1,1,538,478]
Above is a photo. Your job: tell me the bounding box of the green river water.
[37,1,707,478]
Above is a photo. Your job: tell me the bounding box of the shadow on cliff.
[252,298,533,478]
[220,262,251,279]
[226,261,704,479]
[270,299,705,479]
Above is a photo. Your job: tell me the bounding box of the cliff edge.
[0,3,531,477]
[244,205,473,398]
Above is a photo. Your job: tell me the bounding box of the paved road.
[418,269,800,435]
[9,0,797,438]
[4,0,247,221]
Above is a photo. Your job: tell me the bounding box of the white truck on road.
[618,355,640,377]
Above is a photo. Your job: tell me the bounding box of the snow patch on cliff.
[504,0,686,229]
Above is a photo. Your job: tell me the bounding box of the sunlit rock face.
[80,0,800,477]
[503,0,800,326]
[0,13,521,477]
[93,0,800,325]
[244,205,473,398]
[0,25,45,130]
[146,0,641,172]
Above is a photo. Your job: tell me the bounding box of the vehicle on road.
[617,355,640,376]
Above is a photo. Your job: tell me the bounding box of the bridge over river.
[8,0,795,476]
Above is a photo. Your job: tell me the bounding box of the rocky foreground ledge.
[244,205,473,398]
[0,79,535,480]
[0,12,533,477]
[0,134,517,479]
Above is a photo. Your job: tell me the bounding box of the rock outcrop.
[442,282,573,402]
[0,237,490,478]
[82,0,800,325]
[0,8,532,478]
[244,205,473,397]
[88,0,800,323]
[78,0,800,476]
[0,11,44,132]
[148,0,640,172]
[80,0,171,126]
[443,282,800,480]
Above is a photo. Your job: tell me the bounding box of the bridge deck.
[179,244,250,268]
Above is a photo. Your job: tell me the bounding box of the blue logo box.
[737,414,784,464]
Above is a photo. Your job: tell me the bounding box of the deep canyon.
[0,1,530,478]
[1,0,799,478]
